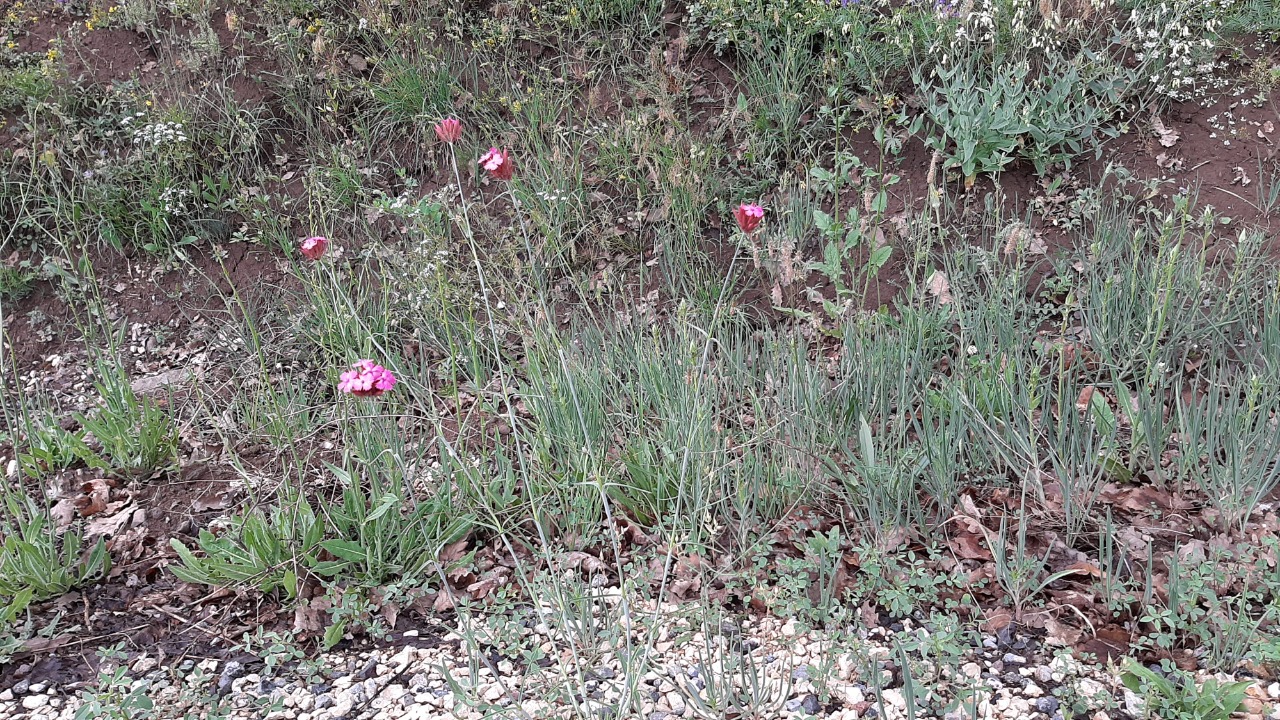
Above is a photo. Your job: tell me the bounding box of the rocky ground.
[3,601,1277,720]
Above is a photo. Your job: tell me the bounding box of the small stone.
[131,658,158,675]
[1002,653,1026,665]
[1076,678,1106,698]
[12,680,29,694]
[1023,682,1043,698]
[838,655,857,681]
[665,692,685,715]
[801,694,821,714]
[881,688,906,709]
[1036,697,1060,715]
[21,695,48,710]
[0,689,12,701]
[781,619,798,638]
[1268,683,1280,699]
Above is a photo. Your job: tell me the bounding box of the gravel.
[1,606,1275,720]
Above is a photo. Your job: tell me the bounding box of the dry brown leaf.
[49,498,76,533]
[466,568,510,600]
[949,531,991,561]
[926,270,953,305]
[1075,385,1097,412]
[1044,617,1082,647]
[1152,116,1180,147]
[84,503,135,539]
[77,479,112,517]
[561,551,608,574]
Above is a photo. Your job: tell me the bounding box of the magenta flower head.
[300,235,328,260]
[734,203,765,234]
[338,359,397,398]
[434,117,462,144]
[478,147,514,181]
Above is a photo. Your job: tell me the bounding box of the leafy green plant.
[0,265,34,300]
[369,53,455,125]
[171,464,471,594]
[916,60,1029,186]
[75,644,156,720]
[75,362,179,476]
[17,421,85,478]
[169,490,323,597]
[986,513,1080,621]
[1174,373,1280,531]
[1120,658,1250,720]
[0,494,110,613]
[916,55,1116,184]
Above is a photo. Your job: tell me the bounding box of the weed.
[1120,658,1250,720]
[75,360,179,476]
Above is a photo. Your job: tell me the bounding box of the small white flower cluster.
[1128,0,1235,100]
[535,188,571,204]
[157,185,193,216]
[123,113,189,148]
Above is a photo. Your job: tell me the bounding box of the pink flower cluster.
[435,117,462,144]
[338,359,397,398]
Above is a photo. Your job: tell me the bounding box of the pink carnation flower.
[300,235,328,260]
[478,147,514,181]
[734,204,765,234]
[338,359,397,398]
